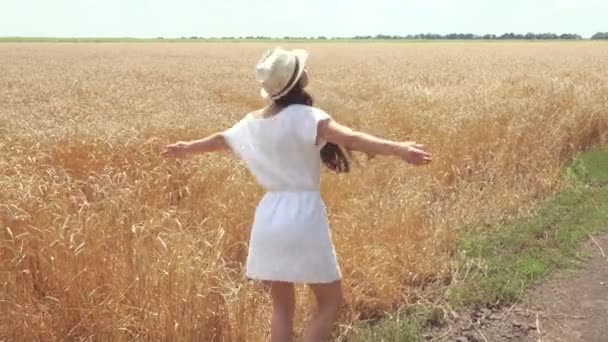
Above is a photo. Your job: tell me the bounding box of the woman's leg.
[269,281,296,342]
[302,280,343,342]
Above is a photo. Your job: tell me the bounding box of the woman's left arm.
[161,132,230,158]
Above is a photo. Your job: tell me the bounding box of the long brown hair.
[274,80,350,173]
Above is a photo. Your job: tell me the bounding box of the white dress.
[221,104,342,284]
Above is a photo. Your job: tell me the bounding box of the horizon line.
[2,33,606,40]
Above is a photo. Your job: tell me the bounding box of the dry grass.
[1,42,607,341]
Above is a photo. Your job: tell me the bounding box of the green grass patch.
[348,306,445,342]
[450,150,608,307]
[350,317,424,342]
[352,150,608,340]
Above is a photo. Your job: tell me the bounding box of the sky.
[1,0,606,38]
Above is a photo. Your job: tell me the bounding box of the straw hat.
[255,47,309,100]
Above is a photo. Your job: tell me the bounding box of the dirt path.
[443,232,608,342]
[517,231,608,342]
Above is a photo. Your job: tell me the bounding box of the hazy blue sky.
[1,0,606,38]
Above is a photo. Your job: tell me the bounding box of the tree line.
[592,32,608,39]
[351,33,585,40]
[171,32,608,40]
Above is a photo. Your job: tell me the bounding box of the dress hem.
[245,273,342,284]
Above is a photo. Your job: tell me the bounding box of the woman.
[161,47,432,342]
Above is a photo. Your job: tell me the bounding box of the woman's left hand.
[161,141,190,158]
[397,142,432,165]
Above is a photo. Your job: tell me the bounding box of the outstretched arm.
[318,119,432,165]
[161,132,229,158]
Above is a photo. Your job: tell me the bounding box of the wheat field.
[1,42,607,341]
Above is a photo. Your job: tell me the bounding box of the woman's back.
[223,104,330,192]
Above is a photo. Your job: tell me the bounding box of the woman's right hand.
[397,142,432,165]
[161,141,190,158]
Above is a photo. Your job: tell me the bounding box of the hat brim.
[260,49,309,100]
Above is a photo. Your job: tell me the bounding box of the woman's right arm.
[161,133,230,158]
[318,119,432,165]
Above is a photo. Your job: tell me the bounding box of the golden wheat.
[1,42,607,341]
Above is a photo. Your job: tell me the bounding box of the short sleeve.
[297,107,332,146]
[221,116,250,156]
